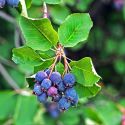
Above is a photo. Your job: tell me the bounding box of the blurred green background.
[0,0,125,125]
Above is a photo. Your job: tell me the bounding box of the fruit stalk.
[43,2,48,18]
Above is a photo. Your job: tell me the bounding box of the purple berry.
[58,81,65,92]
[41,78,52,91]
[44,69,51,76]
[58,97,71,111]
[113,0,124,10]
[37,93,47,103]
[33,85,42,96]
[0,0,5,8]
[71,94,79,106]
[50,72,62,86]
[6,0,19,7]
[63,73,76,87]
[52,94,62,102]
[47,86,58,97]
[65,88,77,101]
[48,103,60,118]
[35,71,47,82]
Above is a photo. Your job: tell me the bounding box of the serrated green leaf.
[70,57,101,86]
[44,0,61,4]
[12,46,42,66]
[34,58,54,73]
[75,83,101,98]
[58,13,93,47]
[14,95,38,125]
[19,16,58,51]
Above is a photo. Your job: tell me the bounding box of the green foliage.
[55,62,64,74]
[75,83,101,98]
[70,57,100,86]
[0,91,17,121]
[76,0,94,11]
[58,13,93,47]
[50,5,70,25]
[12,46,42,66]
[14,95,38,125]
[44,0,61,4]
[19,16,58,51]
[3,0,125,124]
[34,58,54,73]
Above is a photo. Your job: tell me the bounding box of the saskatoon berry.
[33,85,42,96]
[48,103,60,118]
[63,73,76,87]
[0,0,5,8]
[44,69,51,76]
[71,94,79,106]
[37,93,47,103]
[6,0,19,7]
[41,78,52,91]
[35,71,47,82]
[52,94,62,102]
[58,81,65,92]
[58,97,71,111]
[65,88,77,101]
[50,72,62,86]
[47,86,58,97]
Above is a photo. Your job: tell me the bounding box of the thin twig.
[49,56,59,77]
[20,0,28,17]
[0,56,16,69]
[14,28,20,47]
[43,2,48,18]
[0,63,20,90]
[0,11,15,23]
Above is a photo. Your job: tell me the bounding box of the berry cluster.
[33,69,79,111]
[0,0,19,8]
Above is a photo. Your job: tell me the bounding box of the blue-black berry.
[44,69,51,76]
[63,73,76,87]
[58,97,71,111]
[0,0,5,8]
[58,81,65,92]
[50,72,62,86]
[35,71,47,82]
[47,86,58,97]
[33,85,42,96]
[52,94,61,102]
[41,78,52,91]
[71,94,79,106]
[37,93,47,103]
[65,88,78,101]
[6,0,20,7]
